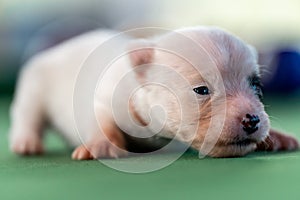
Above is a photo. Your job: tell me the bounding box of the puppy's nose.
[241,114,260,135]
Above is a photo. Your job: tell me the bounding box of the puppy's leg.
[10,66,45,155]
[72,122,128,160]
[256,129,299,151]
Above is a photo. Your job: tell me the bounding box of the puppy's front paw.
[257,129,299,151]
[10,133,44,155]
[72,140,128,160]
[71,145,93,160]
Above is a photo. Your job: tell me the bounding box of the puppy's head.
[127,27,270,157]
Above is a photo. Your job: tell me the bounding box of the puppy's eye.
[249,75,263,100]
[193,86,210,95]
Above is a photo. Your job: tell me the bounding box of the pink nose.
[241,114,260,134]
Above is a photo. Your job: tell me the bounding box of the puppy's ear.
[127,40,155,82]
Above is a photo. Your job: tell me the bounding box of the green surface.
[0,95,300,200]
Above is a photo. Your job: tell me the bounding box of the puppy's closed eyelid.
[249,74,261,82]
[248,74,263,100]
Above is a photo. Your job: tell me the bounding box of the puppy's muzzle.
[241,114,260,135]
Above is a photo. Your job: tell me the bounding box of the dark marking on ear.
[128,40,155,67]
[129,48,154,67]
[127,40,155,83]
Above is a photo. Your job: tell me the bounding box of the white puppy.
[9,26,299,159]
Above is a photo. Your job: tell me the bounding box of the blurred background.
[0,2,300,199]
[1,0,300,94]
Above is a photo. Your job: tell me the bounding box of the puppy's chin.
[206,140,258,158]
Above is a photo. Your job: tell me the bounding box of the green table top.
[0,95,300,200]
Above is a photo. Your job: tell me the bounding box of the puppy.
[9,26,299,159]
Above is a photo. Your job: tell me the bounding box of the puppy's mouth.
[206,138,260,157]
[217,138,259,148]
[228,139,257,147]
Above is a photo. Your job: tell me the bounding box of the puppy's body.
[10,27,298,159]
[10,30,132,158]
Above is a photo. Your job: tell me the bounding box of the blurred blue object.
[263,49,300,94]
